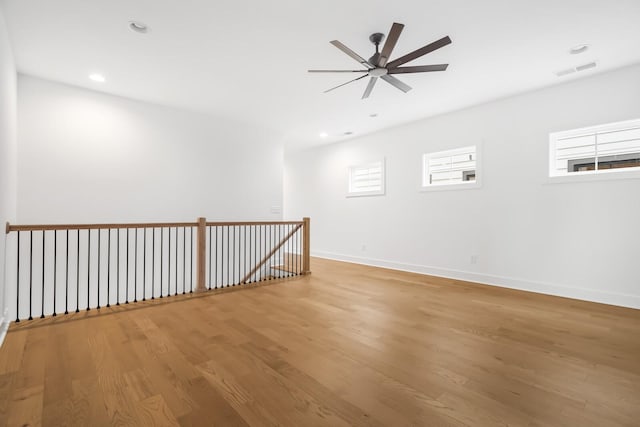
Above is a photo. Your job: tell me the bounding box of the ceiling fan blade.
[386,36,452,69]
[388,64,449,74]
[362,77,378,99]
[308,69,369,73]
[330,40,373,68]
[381,74,412,93]
[323,74,368,93]
[378,22,404,67]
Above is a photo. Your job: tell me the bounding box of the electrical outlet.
[471,255,478,264]
[270,206,281,214]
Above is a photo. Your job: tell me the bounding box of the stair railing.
[3,217,310,322]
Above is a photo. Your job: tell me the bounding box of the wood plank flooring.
[0,257,639,426]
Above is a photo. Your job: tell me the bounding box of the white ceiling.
[2,0,640,149]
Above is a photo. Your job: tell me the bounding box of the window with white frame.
[347,160,385,197]
[549,119,640,177]
[422,145,477,188]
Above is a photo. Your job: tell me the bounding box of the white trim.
[1,230,9,347]
[545,167,640,184]
[420,180,482,192]
[0,310,9,348]
[346,189,385,198]
[312,250,640,309]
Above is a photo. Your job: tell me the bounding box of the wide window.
[422,146,477,188]
[347,160,385,197]
[549,119,640,177]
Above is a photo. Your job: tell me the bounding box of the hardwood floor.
[0,257,639,426]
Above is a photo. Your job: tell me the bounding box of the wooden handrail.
[5,221,198,233]
[241,223,303,284]
[5,220,305,233]
[205,221,303,226]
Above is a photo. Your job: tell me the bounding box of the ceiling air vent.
[556,68,576,77]
[556,61,597,77]
[576,62,597,72]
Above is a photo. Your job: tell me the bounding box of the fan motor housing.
[369,68,388,77]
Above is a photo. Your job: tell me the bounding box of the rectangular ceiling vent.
[576,61,597,72]
[556,68,576,77]
[556,61,597,77]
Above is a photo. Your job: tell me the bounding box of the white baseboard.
[312,251,640,310]
[0,312,9,348]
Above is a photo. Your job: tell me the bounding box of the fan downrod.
[368,32,385,66]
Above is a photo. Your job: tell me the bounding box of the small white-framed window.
[347,159,385,197]
[422,145,478,189]
[549,119,640,178]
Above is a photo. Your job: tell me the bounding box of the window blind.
[348,161,384,196]
[550,119,640,176]
[423,146,477,187]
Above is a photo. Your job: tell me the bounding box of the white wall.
[285,64,640,309]
[0,7,17,333]
[17,75,284,223]
[3,75,287,322]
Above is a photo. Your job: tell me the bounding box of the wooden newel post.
[196,217,207,291]
[302,217,311,275]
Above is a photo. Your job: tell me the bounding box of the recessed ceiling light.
[343,131,353,136]
[319,132,328,138]
[89,73,105,83]
[369,113,378,118]
[569,44,589,55]
[129,21,149,34]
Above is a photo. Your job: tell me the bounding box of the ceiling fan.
[309,23,451,99]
